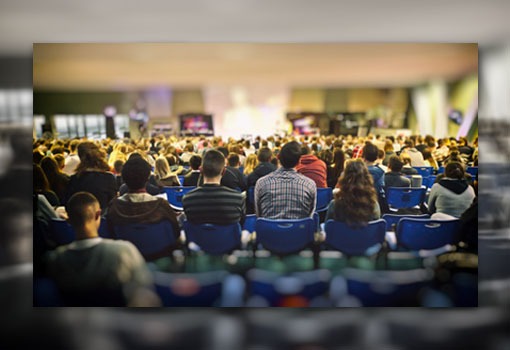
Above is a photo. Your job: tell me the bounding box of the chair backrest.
[386,187,426,209]
[324,219,386,256]
[247,186,255,205]
[163,186,196,210]
[178,175,185,185]
[113,220,177,261]
[183,221,242,255]
[153,270,230,307]
[342,268,434,306]
[382,213,430,232]
[255,217,316,255]
[466,166,478,177]
[243,214,257,233]
[247,268,331,307]
[413,166,433,177]
[422,175,437,189]
[316,188,333,212]
[49,218,75,245]
[437,166,445,174]
[396,218,461,250]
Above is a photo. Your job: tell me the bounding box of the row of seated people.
[35,141,477,306]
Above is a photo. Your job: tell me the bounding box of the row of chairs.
[49,214,461,265]
[417,166,478,177]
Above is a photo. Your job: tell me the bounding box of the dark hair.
[279,141,302,168]
[335,159,377,227]
[227,153,240,167]
[445,162,465,180]
[113,159,124,174]
[189,155,202,170]
[257,147,272,163]
[318,149,333,165]
[332,148,345,181]
[404,139,415,148]
[34,164,51,192]
[76,141,110,173]
[301,145,311,155]
[122,156,151,190]
[33,150,44,165]
[202,150,225,178]
[388,155,404,172]
[362,143,379,162]
[65,192,99,228]
[377,149,384,159]
[40,156,61,180]
[53,154,65,169]
[216,146,229,158]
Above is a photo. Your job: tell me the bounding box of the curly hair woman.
[325,159,380,227]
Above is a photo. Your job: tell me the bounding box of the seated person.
[182,150,246,225]
[118,153,162,196]
[247,147,276,187]
[221,153,247,191]
[384,156,411,189]
[400,153,419,175]
[106,156,180,244]
[183,155,201,187]
[428,162,476,219]
[45,192,160,306]
[296,144,328,188]
[325,159,380,227]
[154,156,180,187]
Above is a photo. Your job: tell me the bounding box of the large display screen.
[179,114,214,136]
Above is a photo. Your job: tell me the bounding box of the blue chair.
[113,220,178,261]
[183,221,242,255]
[386,187,426,210]
[247,268,331,307]
[396,218,461,253]
[382,213,430,232]
[422,175,437,189]
[49,218,75,245]
[178,175,185,185]
[316,187,333,214]
[163,186,196,211]
[413,166,433,177]
[247,186,255,205]
[437,166,445,175]
[255,217,317,255]
[153,270,244,307]
[243,214,257,233]
[324,219,386,257]
[466,166,478,177]
[341,268,434,306]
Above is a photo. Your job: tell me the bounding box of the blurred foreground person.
[45,192,160,306]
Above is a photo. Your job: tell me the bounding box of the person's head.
[154,156,172,179]
[301,144,311,155]
[279,141,302,169]
[257,147,272,163]
[318,149,333,165]
[388,155,404,173]
[216,146,229,158]
[65,192,101,236]
[362,142,379,163]
[445,161,465,180]
[76,141,109,173]
[244,154,259,174]
[33,150,44,165]
[377,149,385,161]
[53,153,65,170]
[122,156,151,191]
[227,153,240,167]
[33,164,51,193]
[400,153,412,166]
[69,139,80,154]
[189,155,202,170]
[335,159,377,227]
[404,139,415,149]
[40,156,60,178]
[202,149,225,179]
[384,140,394,152]
[113,159,124,174]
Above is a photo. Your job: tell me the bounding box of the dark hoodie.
[247,162,276,187]
[438,178,469,194]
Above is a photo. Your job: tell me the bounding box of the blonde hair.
[154,156,172,180]
[243,154,259,176]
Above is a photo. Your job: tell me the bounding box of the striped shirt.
[182,184,246,225]
[255,167,316,219]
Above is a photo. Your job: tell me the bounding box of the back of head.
[202,149,225,178]
[189,155,202,170]
[40,156,59,177]
[400,153,412,165]
[384,140,394,152]
[216,146,229,158]
[404,139,415,149]
[65,192,100,229]
[279,141,302,169]
[33,163,50,192]
[388,155,404,172]
[362,142,379,162]
[122,156,151,191]
[301,145,311,155]
[445,162,465,180]
[155,157,171,179]
[76,141,109,172]
[257,147,272,163]
[227,153,240,167]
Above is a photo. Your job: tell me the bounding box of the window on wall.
[114,115,129,138]
[33,115,46,138]
[0,89,32,126]
[47,114,127,139]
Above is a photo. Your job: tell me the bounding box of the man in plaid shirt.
[255,141,316,219]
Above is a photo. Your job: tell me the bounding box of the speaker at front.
[105,116,116,139]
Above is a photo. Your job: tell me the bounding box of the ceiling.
[33,43,478,90]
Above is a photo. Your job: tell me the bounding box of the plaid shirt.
[255,167,316,219]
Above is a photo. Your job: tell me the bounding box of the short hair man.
[183,155,202,186]
[106,156,181,258]
[363,142,385,196]
[183,150,246,225]
[45,192,160,306]
[384,155,411,189]
[255,141,316,219]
